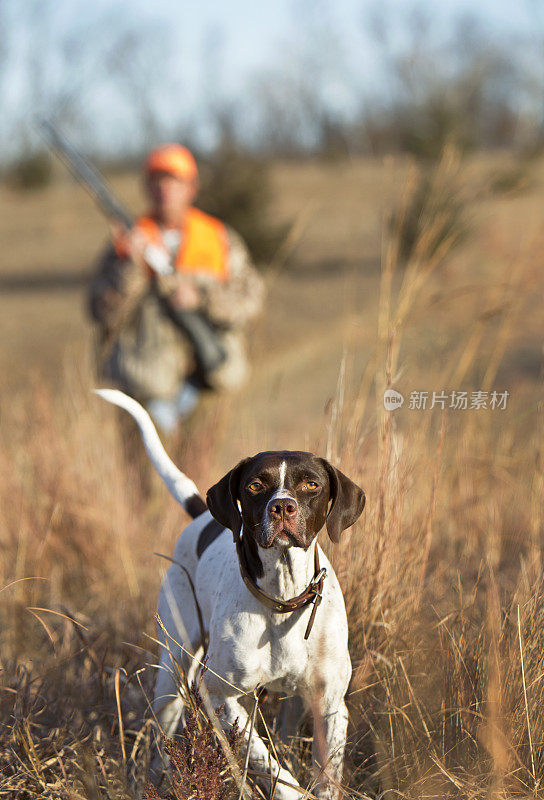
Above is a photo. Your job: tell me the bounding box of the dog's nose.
[269,497,298,519]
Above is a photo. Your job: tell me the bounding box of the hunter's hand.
[126,229,150,270]
[169,276,201,310]
[109,222,149,270]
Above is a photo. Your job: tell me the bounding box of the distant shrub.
[197,146,288,263]
[398,102,474,162]
[390,150,470,266]
[489,163,530,197]
[5,151,53,190]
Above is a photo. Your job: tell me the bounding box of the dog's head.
[206,451,365,550]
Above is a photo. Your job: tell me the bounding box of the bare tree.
[360,4,527,157]
[0,0,179,165]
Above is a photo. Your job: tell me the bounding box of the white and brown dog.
[97,389,365,800]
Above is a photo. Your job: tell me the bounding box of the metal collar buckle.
[310,567,327,590]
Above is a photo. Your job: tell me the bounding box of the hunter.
[88,144,264,431]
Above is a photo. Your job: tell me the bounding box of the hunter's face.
[147,171,197,225]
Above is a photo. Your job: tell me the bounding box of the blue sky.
[147,0,537,145]
[125,0,533,101]
[127,0,532,89]
[1,0,539,157]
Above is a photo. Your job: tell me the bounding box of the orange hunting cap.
[145,143,198,181]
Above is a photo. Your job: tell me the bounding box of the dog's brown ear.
[320,460,365,543]
[206,459,251,538]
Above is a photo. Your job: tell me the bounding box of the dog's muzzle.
[261,494,299,546]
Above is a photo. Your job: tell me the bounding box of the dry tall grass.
[1,154,542,798]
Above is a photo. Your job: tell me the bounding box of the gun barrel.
[39,120,133,229]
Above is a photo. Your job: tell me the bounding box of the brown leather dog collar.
[235,534,327,640]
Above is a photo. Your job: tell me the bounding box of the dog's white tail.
[95,389,207,518]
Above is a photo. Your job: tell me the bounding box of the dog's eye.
[247,481,264,493]
[302,481,320,490]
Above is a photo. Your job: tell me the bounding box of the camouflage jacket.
[88,225,265,333]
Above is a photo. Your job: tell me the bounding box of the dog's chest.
[197,537,340,695]
[225,608,311,693]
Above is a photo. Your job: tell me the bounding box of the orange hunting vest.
[117,207,229,282]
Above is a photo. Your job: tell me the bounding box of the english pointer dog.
[96,389,365,799]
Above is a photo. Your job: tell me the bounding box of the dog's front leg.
[208,691,304,800]
[312,693,349,800]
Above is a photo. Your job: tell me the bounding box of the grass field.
[1,150,543,798]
